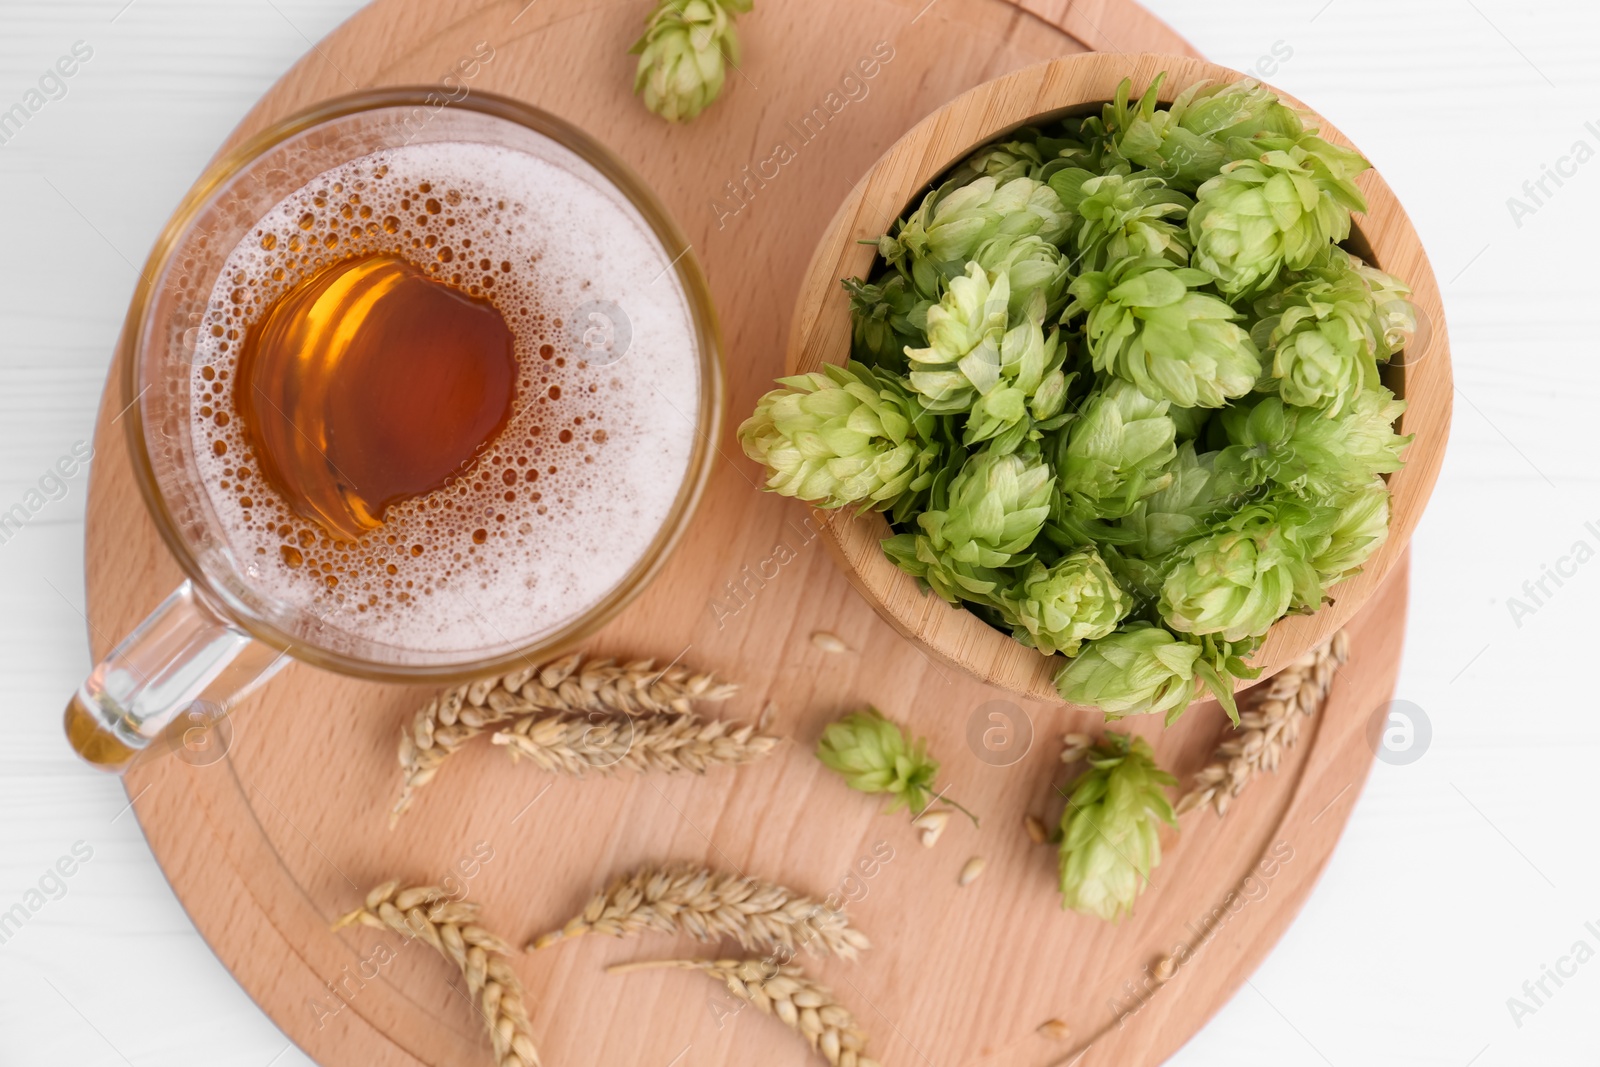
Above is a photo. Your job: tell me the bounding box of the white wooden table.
[2,1,1596,1064]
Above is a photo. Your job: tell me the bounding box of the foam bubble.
[189,140,701,656]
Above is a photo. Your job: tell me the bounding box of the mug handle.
[63,580,288,773]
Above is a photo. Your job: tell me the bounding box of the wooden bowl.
[786,52,1451,704]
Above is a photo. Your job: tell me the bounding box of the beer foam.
[189,139,702,658]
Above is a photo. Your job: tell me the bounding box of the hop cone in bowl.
[737,361,939,515]
[1091,74,1304,190]
[883,447,1053,603]
[1066,256,1261,408]
[878,175,1070,276]
[1158,502,1331,642]
[996,548,1132,657]
[1056,378,1179,519]
[1189,132,1370,297]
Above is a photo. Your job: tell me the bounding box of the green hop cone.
[917,447,1054,567]
[951,137,1052,184]
[969,234,1070,317]
[1312,477,1391,586]
[878,175,1070,276]
[881,530,1009,605]
[841,272,931,371]
[1117,442,1245,565]
[1158,502,1332,643]
[737,361,940,514]
[630,0,752,124]
[1189,132,1370,297]
[1057,731,1178,922]
[962,289,1072,454]
[905,262,1009,413]
[882,446,1054,604]
[1090,74,1304,191]
[1057,379,1179,519]
[997,548,1132,657]
[816,708,938,815]
[1218,391,1411,500]
[1251,250,1414,416]
[1345,253,1419,360]
[1065,256,1262,409]
[1050,168,1194,273]
[1054,622,1200,719]
[949,128,1102,185]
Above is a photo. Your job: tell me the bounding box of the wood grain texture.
[790,51,1452,703]
[76,2,1409,1066]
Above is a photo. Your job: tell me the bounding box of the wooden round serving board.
[81,2,1412,1066]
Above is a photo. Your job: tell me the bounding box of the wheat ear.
[490,711,778,777]
[529,863,869,959]
[1176,630,1350,818]
[393,654,738,823]
[608,957,882,1067]
[332,882,540,1066]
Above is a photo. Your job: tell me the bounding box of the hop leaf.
[630,0,752,124]
[842,273,931,371]
[997,548,1132,657]
[816,708,939,815]
[1217,391,1411,500]
[1057,379,1179,519]
[1158,501,1333,642]
[1090,74,1304,190]
[1179,630,1263,725]
[1189,132,1370,297]
[1054,623,1200,718]
[737,361,940,514]
[878,176,1070,275]
[1065,256,1262,408]
[1057,731,1177,922]
[1050,168,1194,273]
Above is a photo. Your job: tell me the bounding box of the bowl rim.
[785,52,1452,705]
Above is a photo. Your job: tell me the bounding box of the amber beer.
[191,140,702,653]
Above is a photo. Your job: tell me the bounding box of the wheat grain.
[490,711,778,777]
[911,809,949,848]
[958,856,986,887]
[810,631,851,654]
[1023,814,1049,845]
[1059,733,1093,765]
[608,957,882,1067]
[529,863,869,960]
[1176,630,1350,818]
[393,654,740,822]
[333,881,540,1066]
[1037,1018,1072,1041]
